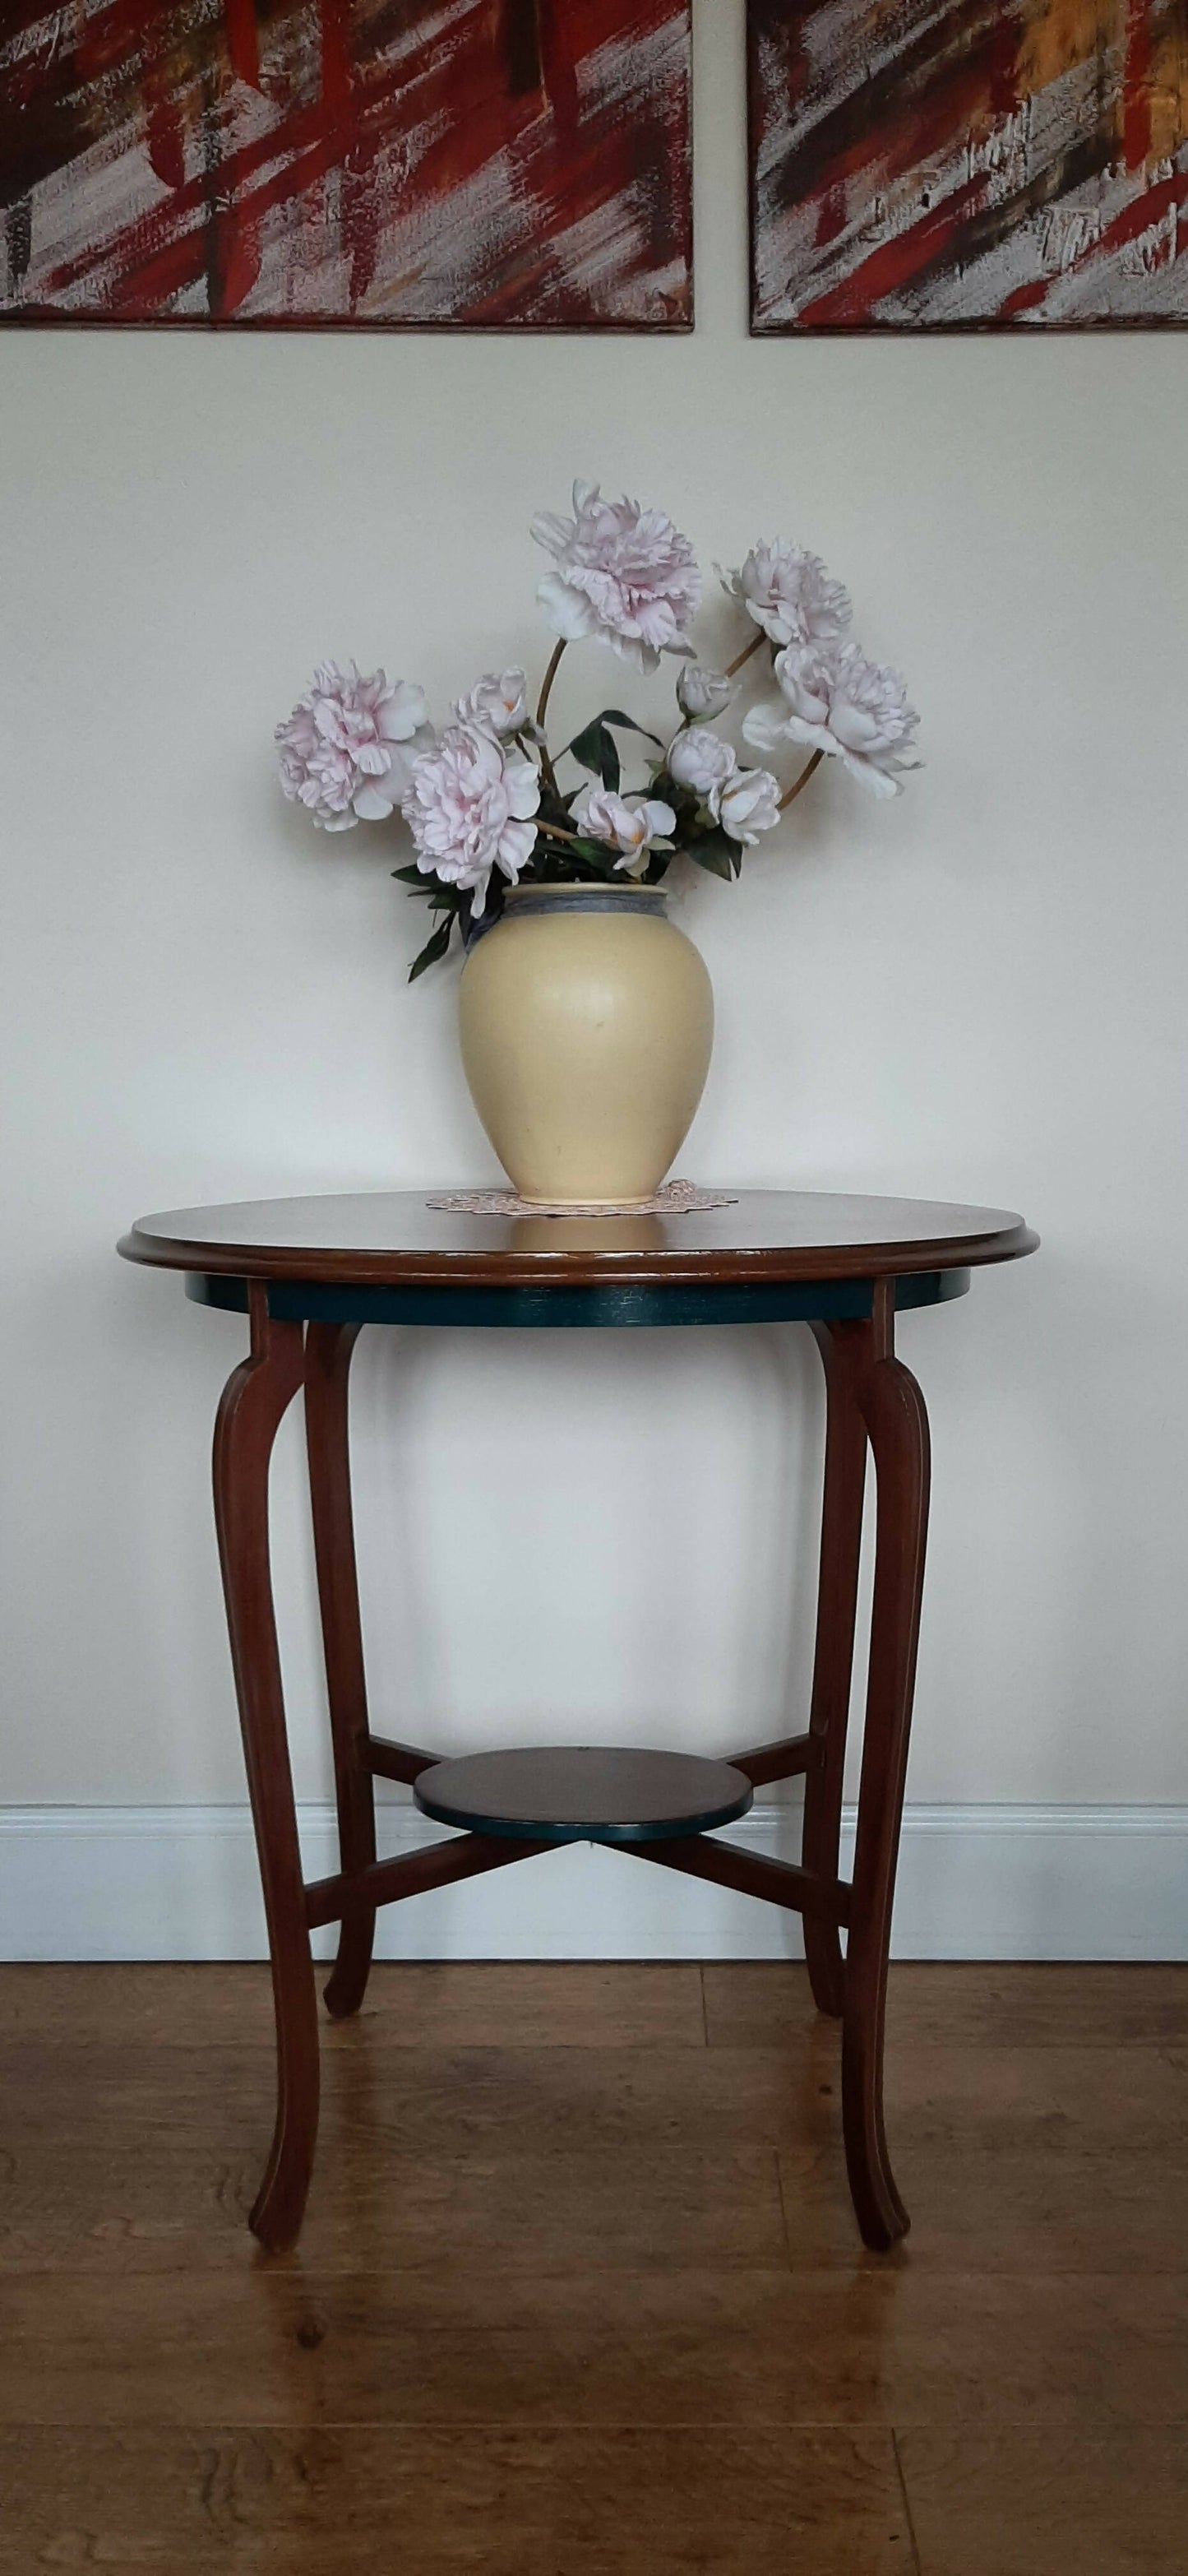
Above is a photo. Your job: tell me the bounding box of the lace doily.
[428,1179,737,1219]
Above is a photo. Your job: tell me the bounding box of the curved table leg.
[843,1285,931,2250]
[802,1322,869,2018]
[304,1322,377,2021]
[212,1286,316,2252]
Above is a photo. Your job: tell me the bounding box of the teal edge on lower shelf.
[186,1270,971,1330]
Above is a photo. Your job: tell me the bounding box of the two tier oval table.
[119,1187,1037,2254]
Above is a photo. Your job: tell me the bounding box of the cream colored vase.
[458,883,714,1207]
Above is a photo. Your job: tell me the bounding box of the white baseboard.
[0,1800,1184,1962]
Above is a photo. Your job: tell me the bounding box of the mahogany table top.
[118,1188,1037,1291]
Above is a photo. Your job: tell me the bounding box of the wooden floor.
[0,1962,1185,2571]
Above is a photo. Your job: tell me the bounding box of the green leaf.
[687,835,736,883]
[539,832,612,865]
[601,710,664,748]
[655,773,701,823]
[696,822,745,878]
[391,864,426,886]
[566,720,621,791]
[407,913,455,980]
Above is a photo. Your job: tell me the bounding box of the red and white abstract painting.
[750,0,1188,329]
[1,1,692,327]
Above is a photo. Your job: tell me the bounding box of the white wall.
[2,2,1186,1953]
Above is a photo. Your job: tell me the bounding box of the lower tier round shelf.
[413,1746,754,1845]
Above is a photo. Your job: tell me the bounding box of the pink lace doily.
[428,1179,737,1219]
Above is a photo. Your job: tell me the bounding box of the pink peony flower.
[406,723,540,915]
[677,662,734,720]
[668,725,737,803]
[533,480,701,670]
[572,784,677,871]
[454,668,529,738]
[718,767,781,844]
[275,662,432,832]
[744,642,920,797]
[721,541,851,651]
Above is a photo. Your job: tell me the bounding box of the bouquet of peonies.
[276,481,920,980]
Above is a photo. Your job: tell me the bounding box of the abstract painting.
[750,1,1188,330]
[1,2,692,328]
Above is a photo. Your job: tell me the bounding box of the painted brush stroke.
[750,0,1188,328]
[1,2,691,327]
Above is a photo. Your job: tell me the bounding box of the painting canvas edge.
[747,0,1188,335]
[2,0,696,332]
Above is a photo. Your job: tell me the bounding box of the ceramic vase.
[457,882,714,1208]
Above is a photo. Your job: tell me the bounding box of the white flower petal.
[379,681,430,742]
[839,750,901,797]
[531,512,573,554]
[537,572,598,641]
[742,698,790,753]
[783,716,836,755]
[353,781,396,821]
[505,758,543,822]
[498,818,539,873]
[610,632,659,672]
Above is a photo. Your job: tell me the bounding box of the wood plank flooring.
[0,1962,1184,2571]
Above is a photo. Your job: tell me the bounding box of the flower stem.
[534,819,585,847]
[536,638,566,730]
[779,748,825,811]
[535,639,566,796]
[725,632,765,679]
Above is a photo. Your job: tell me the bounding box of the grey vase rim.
[495,882,668,920]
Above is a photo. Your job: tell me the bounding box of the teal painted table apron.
[119,1188,1037,2253]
